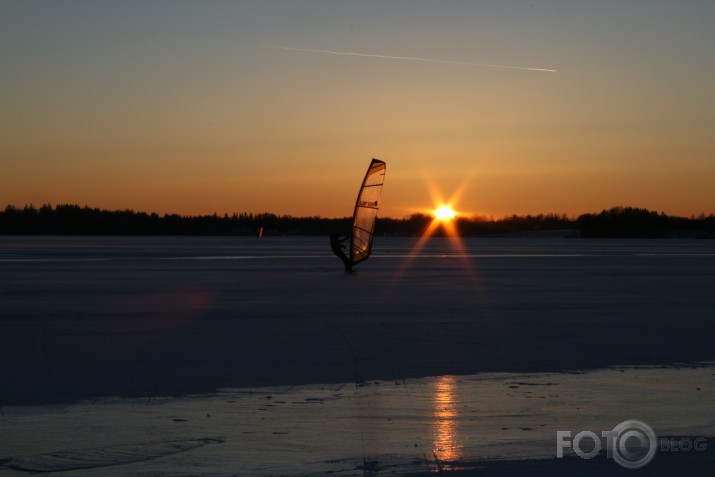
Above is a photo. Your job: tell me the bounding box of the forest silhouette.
[1,204,713,238]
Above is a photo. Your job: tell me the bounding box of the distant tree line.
[0,204,349,236]
[576,207,714,238]
[1,204,714,238]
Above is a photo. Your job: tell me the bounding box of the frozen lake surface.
[2,365,713,476]
[1,236,714,475]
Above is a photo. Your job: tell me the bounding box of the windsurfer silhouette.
[330,232,353,273]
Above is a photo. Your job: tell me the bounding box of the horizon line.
[3,203,714,221]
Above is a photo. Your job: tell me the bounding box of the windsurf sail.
[350,158,386,265]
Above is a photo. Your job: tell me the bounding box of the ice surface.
[1,236,714,405]
[1,367,713,475]
[1,236,714,475]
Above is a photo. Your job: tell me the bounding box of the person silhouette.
[330,232,353,273]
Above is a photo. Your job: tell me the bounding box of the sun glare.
[434,206,456,221]
[390,171,483,294]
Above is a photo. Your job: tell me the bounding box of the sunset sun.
[434,206,457,221]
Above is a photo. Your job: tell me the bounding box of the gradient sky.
[2,1,714,218]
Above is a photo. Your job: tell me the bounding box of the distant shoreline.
[2,204,714,238]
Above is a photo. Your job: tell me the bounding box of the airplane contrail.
[264,45,557,73]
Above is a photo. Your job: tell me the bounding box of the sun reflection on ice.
[432,375,463,465]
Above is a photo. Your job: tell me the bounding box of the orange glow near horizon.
[3,4,715,219]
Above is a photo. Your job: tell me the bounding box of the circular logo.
[609,420,657,469]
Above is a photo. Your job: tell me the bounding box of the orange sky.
[2,2,714,218]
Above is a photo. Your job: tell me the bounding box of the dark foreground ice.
[1,236,714,475]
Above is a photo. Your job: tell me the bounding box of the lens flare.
[391,171,476,283]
